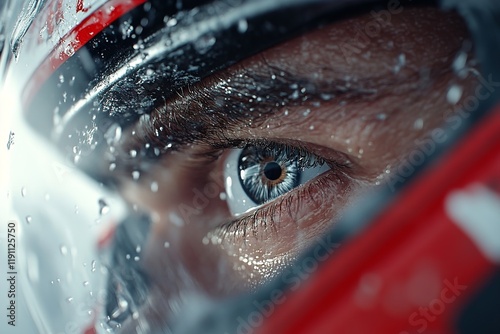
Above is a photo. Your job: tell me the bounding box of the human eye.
[223,142,331,216]
[195,138,357,250]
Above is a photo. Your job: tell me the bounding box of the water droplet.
[376,113,387,121]
[104,124,122,145]
[169,212,184,226]
[447,85,463,105]
[132,171,140,180]
[150,181,159,192]
[66,297,74,303]
[83,281,89,287]
[237,19,248,33]
[91,260,97,272]
[134,256,140,261]
[136,245,141,253]
[413,118,424,130]
[118,297,129,311]
[129,150,137,158]
[393,53,406,73]
[132,39,145,50]
[452,51,468,75]
[26,216,32,224]
[164,241,170,248]
[64,43,75,57]
[60,245,68,256]
[303,109,311,117]
[59,74,65,83]
[21,187,27,197]
[219,192,227,200]
[166,17,178,27]
[309,125,315,130]
[98,198,110,216]
[109,163,117,171]
[320,93,333,101]
[194,34,216,54]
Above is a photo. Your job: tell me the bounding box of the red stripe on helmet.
[22,0,146,109]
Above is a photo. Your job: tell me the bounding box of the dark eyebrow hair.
[114,60,381,167]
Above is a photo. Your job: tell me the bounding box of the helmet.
[1,0,499,333]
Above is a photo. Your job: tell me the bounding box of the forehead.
[263,7,466,81]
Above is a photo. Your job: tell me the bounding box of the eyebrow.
[115,60,381,165]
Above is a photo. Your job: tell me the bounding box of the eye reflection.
[224,143,330,216]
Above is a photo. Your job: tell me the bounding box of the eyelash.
[218,164,338,240]
[224,138,327,168]
[199,140,343,239]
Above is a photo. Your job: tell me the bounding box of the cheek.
[205,171,364,289]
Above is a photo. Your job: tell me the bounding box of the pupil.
[263,162,282,181]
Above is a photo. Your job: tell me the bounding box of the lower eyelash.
[216,168,345,241]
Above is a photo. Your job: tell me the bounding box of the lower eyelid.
[217,167,355,243]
